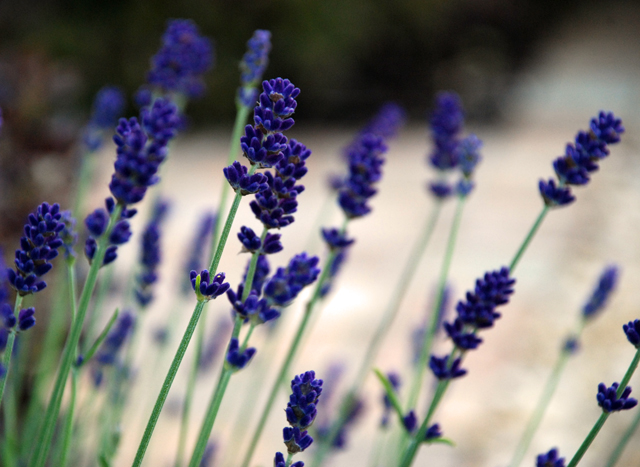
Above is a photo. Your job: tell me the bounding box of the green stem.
[2,358,18,467]
[29,203,122,467]
[0,295,24,406]
[567,413,609,467]
[133,185,247,467]
[174,306,208,467]
[187,316,243,467]
[310,202,443,467]
[508,346,573,467]
[408,196,465,410]
[209,103,251,254]
[509,205,549,272]
[400,378,450,467]
[567,348,640,467]
[57,260,79,467]
[132,301,205,466]
[241,249,340,467]
[286,452,294,467]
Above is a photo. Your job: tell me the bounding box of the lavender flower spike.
[8,202,65,295]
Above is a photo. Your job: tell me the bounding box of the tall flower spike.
[428,92,464,171]
[109,98,180,206]
[90,312,135,386]
[582,265,619,319]
[8,202,64,295]
[276,371,323,462]
[238,30,272,108]
[540,111,624,208]
[147,19,214,98]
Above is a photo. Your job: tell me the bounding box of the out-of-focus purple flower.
[428,92,464,171]
[147,19,214,98]
[539,179,575,207]
[198,317,233,373]
[273,451,304,467]
[264,253,320,306]
[429,356,466,380]
[135,199,170,308]
[582,265,619,319]
[84,198,137,268]
[83,86,126,151]
[225,337,256,370]
[91,312,135,386]
[381,372,401,428]
[536,448,565,467]
[59,211,78,260]
[238,30,272,108]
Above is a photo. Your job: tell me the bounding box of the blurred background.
[2,0,640,466]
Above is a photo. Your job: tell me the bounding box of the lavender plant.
[0,16,639,467]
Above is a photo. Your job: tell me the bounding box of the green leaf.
[78,308,119,367]
[373,368,404,426]
[425,437,455,447]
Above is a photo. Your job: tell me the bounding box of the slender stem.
[567,348,640,467]
[174,305,208,467]
[57,260,79,467]
[2,355,18,467]
[605,402,640,466]
[408,196,465,410]
[286,452,294,467]
[29,203,122,467]
[131,301,205,466]
[567,413,609,467]
[509,205,549,272]
[187,316,243,467]
[240,249,339,467]
[400,379,450,467]
[209,104,251,254]
[508,347,572,467]
[133,186,247,467]
[0,295,24,406]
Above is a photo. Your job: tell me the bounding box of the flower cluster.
[237,226,282,255]
[84,198,136,267]
[181,212,216,296]
[190,270,230,302]
[0,254,36,341]
[135,199,170,307]
[272,371,322,466]
[596,382,637,413]
[539,111,624,207]
[624,319,640,348]
[90,312,135,386]
[146,19,214,98]
[7,202,64,295]
[82,86,126,151]
[109,98,181,206]
[238,30,272,107]
[536,448,565,467]
[319,229,354,298]
[263,253,320,307]
[59,211,78,260]
[582,265,619,319]
[430,267,515,380]
[401,411,442,441]
[426,92,482,199]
